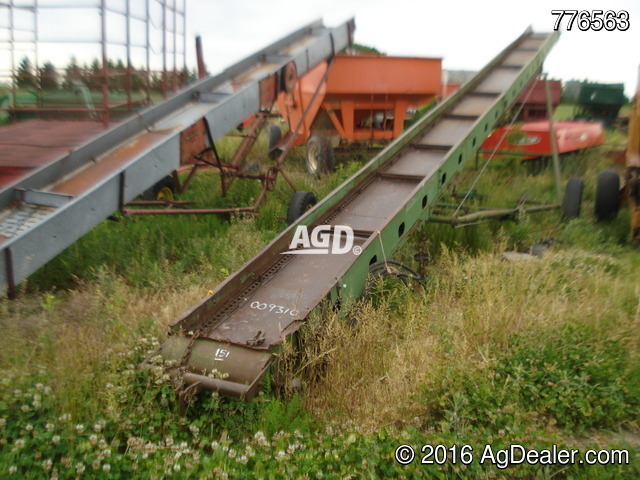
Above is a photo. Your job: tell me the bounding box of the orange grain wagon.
[275,53,442,174]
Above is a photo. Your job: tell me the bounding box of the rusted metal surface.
[429,204,560,226]
[206,240,365,347]
[0,121,106,188]
[159,27,559,399]
[179,122,207,166]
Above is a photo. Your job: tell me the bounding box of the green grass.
[553,103,577,121]
[1,127,640,478]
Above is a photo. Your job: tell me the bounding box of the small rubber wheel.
[142,175,178,201]
[594,169,620,221]
[268,125,282,160]
[286,191,317,224]
[305,135,334,176]
[561,177,584,220]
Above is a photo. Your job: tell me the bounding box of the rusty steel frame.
[0,0,187,126]
[156,27,560,400]
[429,203,560,226]
[123,57,336,218]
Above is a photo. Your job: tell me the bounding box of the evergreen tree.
[64,56,83,88]
[88,59,102,89]
[14,57,36,89]
[38,62,59,90]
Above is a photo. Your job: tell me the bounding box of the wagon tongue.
[158,335,273,400]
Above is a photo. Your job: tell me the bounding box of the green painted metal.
[303,28,559,306]
[159,27,560,399]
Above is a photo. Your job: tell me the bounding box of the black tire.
[286,191,317,224]
[142,175,178,201]
[268,125,282,160]
[561,177,584,220]
[305,135,334,176]
[594,169,620,221]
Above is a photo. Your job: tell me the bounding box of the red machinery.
[275,54,442,174]
[516,78,562,121]
[481,120,604,162]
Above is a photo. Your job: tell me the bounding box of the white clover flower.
[52,435,61,444]
[13,389,22,398]
[236,455,248,465]
[42,459,53,471]
[75,462,85,474]
[25,424,33,432]
[14,439,25,449]
[9,465,17,474]
[93,423,103,433]
[276,450,286,461]
[144,443,157,454]
[173,464,181,472]
[74,424,85,434]
[0,418,5,428]
[20,405,30,412]
[89,434,98,445]
[254,430,269,446]
[228,448,236,459]
[35,383,44,391]
[102,464,111,472]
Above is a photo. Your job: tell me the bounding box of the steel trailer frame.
[158,27,560,400]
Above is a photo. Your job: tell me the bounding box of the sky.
[188,0,640,97]
[1,0,639,96]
